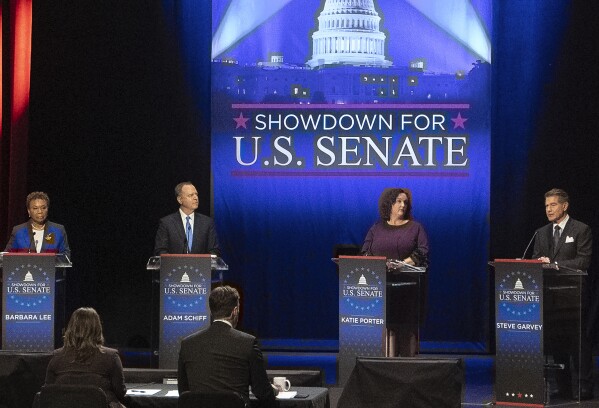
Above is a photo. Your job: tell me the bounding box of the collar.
[179,209,194,224]
[213,319,233,327]
[29,220,48,231]
[554,214,569,231]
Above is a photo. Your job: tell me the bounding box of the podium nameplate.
[337,256,387,385]
[1,253,65,351]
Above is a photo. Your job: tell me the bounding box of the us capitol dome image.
[306,0,391,68]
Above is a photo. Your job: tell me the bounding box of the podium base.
[385,328,419,357]
[385,329,396,357]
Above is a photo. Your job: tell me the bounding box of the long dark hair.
[63,307,105,362]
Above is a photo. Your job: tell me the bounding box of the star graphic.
[451,112,468,129]
[233,112,250,129]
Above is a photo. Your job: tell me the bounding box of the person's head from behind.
[209,286,240,327]
[63,307,105,362]
[378,187,413,221]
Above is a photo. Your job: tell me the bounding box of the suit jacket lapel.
[173,214,187,243]
[545,225,554,256]
[40,224,48,252]
[27,222,36,252]
[553,219,572,257]
[169,213,187,253]
[192,212,200,253]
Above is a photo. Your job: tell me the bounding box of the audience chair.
[178,390,249,408]
[37,384,109,408]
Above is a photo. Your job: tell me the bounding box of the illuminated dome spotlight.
[306,0,392,69]
[212,0,294,59]
[404,0,491,63]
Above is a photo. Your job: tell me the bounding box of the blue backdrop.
[159,0,582,352]
[210,0,491,351]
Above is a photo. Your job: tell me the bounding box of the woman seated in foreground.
[45,307,127,408]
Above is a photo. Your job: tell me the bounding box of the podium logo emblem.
[163,264,208,309]
[514,278,524,290]
[23,271,34,282]
[498,271,540,317]
[341,267,383,311]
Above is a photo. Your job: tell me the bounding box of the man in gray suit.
[178,286,278,407]
[154,182,220,256]
[532,188,593,400]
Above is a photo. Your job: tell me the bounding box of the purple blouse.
[361,220,429,266]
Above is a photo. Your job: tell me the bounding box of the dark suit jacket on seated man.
[154,182,220,256]
[178,286,278,408]
[532,188,593,400]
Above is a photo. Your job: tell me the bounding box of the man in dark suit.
[532,188,593,400]
[154,182,220,256]
[178,286,278,407]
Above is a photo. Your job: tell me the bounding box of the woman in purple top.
[361,188,429,357]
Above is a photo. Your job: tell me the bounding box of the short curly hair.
[26,192,50,209]
[378,188,413,221]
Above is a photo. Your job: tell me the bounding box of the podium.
[492,259,585,406]
[335,256,426,385]
[146,254,228,369]
[1,253,72,351]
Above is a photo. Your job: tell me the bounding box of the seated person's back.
[45,308,127,408]
[178,286,278,408]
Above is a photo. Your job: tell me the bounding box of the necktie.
[553,225,561,253]
[186,216,193,253]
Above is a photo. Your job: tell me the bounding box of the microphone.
[183,236,189,254]
[31,231,36,253]
[520,230,538,259]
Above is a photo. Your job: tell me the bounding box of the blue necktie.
[186,216,193,253]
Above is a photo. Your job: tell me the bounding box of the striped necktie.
[553,225,561,254]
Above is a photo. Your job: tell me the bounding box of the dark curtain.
[492,1,599,347]
[25,0,212,348]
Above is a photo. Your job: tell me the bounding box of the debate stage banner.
[494,260,545,406]
[210,0,492,346]
[2,254,56,351]
[338,256,387,385]
[159,254,211,368]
